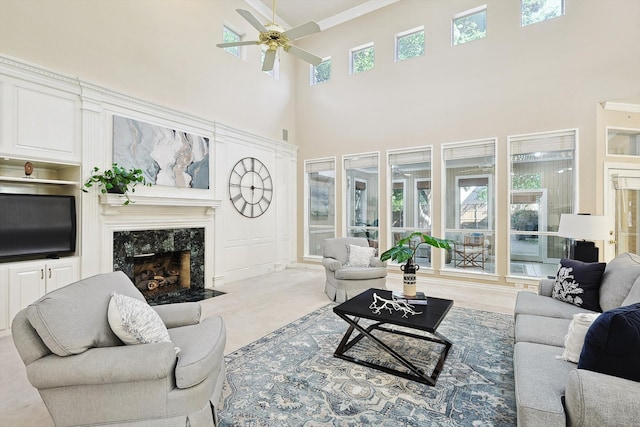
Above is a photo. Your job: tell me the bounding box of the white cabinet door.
[0,78,80,162]
[8,263,46,324]
[46,259,79,293]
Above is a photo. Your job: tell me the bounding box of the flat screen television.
[0,193,77,261]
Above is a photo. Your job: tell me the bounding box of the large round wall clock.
[229,157,273,218]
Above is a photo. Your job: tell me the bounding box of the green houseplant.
[380,232,451,297]
[83,163,150,205]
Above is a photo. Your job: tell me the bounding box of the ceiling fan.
[216,1,323,72]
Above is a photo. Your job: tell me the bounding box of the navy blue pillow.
[578,303,640,382]
[551,258,605,312]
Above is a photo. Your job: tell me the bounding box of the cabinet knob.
[48,268,52,279]
[40,269,44,280]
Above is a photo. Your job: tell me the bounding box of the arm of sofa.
[153,302,201,328]
[539,278,555,296]
[565,369,640,427]
[26,342,177,390]
[322,257,342,272]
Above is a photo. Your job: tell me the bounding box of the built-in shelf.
[0,175,80,186]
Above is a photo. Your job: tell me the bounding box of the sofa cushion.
[335,266,387,280]
[323,237,369,265]
[346,244,376,267]
[169,316,226,389]
[578,303,640,382]
[514,342,575,427]
[514,291,598,320]
[551,258,605,312]
[107,292,172,346]
[561,312,600,363]
[599,252,640,312]
[26,271,145,356]
[514,314,570,347]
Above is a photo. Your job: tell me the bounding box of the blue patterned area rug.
[219,304,516,426]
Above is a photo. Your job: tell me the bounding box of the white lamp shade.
[558,214,610,241]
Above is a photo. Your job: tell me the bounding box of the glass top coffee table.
[333,288,453,386]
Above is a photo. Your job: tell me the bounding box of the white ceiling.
[246,0,398,30]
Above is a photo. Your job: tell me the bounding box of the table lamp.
[557,214,609,262]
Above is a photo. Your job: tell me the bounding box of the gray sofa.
[12,271,226,427]
[513,252,640,427]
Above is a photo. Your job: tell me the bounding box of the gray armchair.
[11,271,226,427]
[323,237,387,302]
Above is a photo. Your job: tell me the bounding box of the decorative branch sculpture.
[369,293,422,318]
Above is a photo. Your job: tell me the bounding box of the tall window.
[311,58,331,85]
[350,43,375,74]
[521,0,564,26]
[345,154,379,248]
[607,128,640,156]
[509,130,576,278]
[395,27,425,62]
[389,149,435,267]
[222,26,241,57]
[305,159,336,257]
[452,5,487,46]
[443,140,496,274]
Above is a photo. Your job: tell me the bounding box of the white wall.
[293,0,640,282]
[0,0,297,143]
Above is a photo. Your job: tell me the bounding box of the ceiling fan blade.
[282,21,321,40]
[262,50,277,72]
[236,9,267,33]
[216,40,259,48]
[284,45,323,66]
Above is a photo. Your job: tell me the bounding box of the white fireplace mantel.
[99,194,222,210]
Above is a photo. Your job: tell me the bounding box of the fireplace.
[113,227,221,304]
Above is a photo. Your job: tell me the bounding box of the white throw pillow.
[107,291,172,346]
[561,312,601,363]
[346,244,376,267]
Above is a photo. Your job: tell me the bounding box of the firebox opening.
[133,250,191,298]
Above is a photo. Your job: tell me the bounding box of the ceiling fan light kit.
[216,2,323,72]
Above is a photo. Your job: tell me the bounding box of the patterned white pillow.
[346,244,376,267]
[560,312,601,363]
[107,292,172,346]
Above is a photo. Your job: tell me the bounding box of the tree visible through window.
[396,28,424,62]
[521,0,564,26]
[351,44,375,74]
[222,26,241,57]
[453,7,487,46]
[311,58,331,85]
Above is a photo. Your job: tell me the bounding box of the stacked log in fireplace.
[133,251,191,298]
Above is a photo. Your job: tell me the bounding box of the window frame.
[349,42,375,75]
[310,57,332,86]
[303,157,337,260]
[521,0,565,27]
[343,152,380,247]
[222,24,244,58]
[452,4,488,46]
[395,26,425,62]
[507,128,578,279]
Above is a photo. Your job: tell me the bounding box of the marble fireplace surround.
[99,193,221,299]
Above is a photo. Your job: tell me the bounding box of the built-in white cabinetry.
[0,257,79,332]
[0,76,81,163]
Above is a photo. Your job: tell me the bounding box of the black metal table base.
[334,313,453,386]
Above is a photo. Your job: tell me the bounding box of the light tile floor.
[0,266,518,426]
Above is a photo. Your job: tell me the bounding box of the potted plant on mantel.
[82,163,150,205]
[380,232,451,297]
